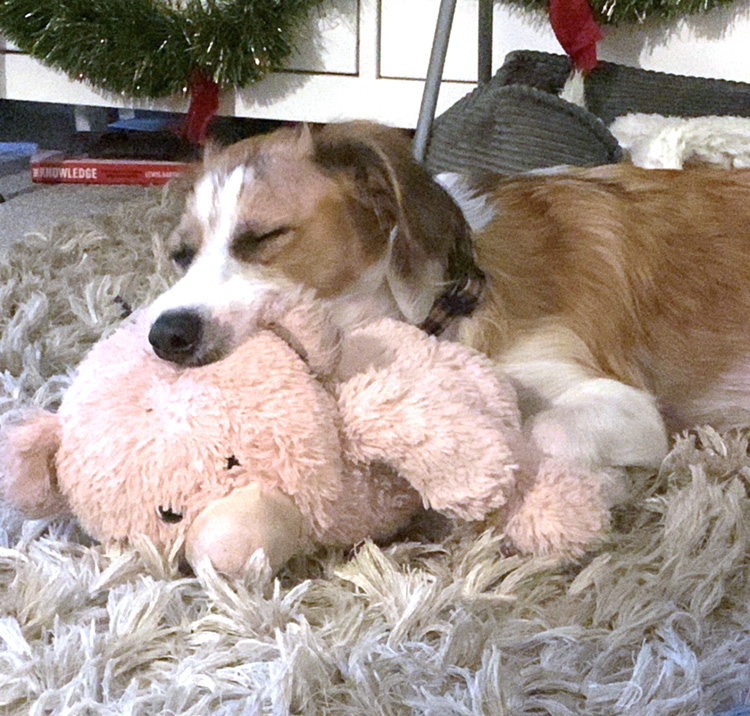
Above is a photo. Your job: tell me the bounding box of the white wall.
[596,2,750,83]
[2,0,750,127]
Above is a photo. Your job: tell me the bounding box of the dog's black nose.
[149,309,204,364]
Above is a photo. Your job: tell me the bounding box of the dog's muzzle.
[149,309,204,364]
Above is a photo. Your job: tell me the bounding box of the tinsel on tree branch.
[0,0,742,101]
[509,0,741,25]
[0,0,323,98]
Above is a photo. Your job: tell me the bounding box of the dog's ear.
[312,122,472,323]
[1,410,71,518]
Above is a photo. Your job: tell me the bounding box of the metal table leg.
[478,0,493,85]
[413,0,493,162]
[412,0,457,162]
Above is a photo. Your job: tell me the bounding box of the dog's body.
[148,121,750,507]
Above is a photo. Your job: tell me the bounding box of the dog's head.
[148,121,473,365]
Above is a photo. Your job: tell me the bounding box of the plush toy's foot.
[185,484,309,577]
[503,459,611,559]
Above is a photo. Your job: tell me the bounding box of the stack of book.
[30,129,198,186]
[31,152,190,185]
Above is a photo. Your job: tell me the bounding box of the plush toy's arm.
[0,410,71,518]
[337,319,531,522]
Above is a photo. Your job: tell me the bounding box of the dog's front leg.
[524,377,669,505]
[495,328,669,505]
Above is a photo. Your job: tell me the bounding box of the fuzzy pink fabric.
[337,319,532,521]
[2,291,609,566]
[1,410,68,518]
[48,310,424,554]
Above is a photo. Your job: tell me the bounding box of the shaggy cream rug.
[1,185,750,716]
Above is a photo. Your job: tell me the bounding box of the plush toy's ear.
[257,289,341,377]
[0,410,71,518]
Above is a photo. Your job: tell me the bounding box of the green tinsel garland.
[0,0,323,98]
[509,0,741,25]
[0,0,742,100]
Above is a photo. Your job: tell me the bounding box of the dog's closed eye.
[170,245,197,270]
[231,226,290,262]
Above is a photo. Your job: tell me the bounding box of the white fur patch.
[610,113,750,169]
[436,173,496,234]
[524,165,577,177]
[526,377,669,469]
[499,331,669,477]
[148,245,285,324]
[149,166,291,327]
[192,166,247,239]
[558,69,587,108]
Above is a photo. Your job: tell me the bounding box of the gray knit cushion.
[425,82,621,175]
[425,50,750,175]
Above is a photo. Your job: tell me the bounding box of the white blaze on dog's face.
[148,126,383,366]
[148,122,472,365]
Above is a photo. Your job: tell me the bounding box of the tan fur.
[167,127,386,298]
[163,123,469,321]
[161,122,750,473]
[0,410,70,518]
[462,165,750,432]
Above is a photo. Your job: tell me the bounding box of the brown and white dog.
[148,120,750,505]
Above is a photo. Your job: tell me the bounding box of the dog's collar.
[418,216,485,336]
[419,266,485,336]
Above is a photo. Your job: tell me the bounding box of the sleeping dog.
[148,120,750,506]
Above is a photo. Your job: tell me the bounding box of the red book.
[30,151,191,186]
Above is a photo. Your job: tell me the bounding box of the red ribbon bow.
[181,70,220,145]
[548,0,603,73]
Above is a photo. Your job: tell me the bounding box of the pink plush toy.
[1,291,609,577]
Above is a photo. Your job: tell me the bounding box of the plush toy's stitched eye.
[225,455,241,470]
[157,506,184,524]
